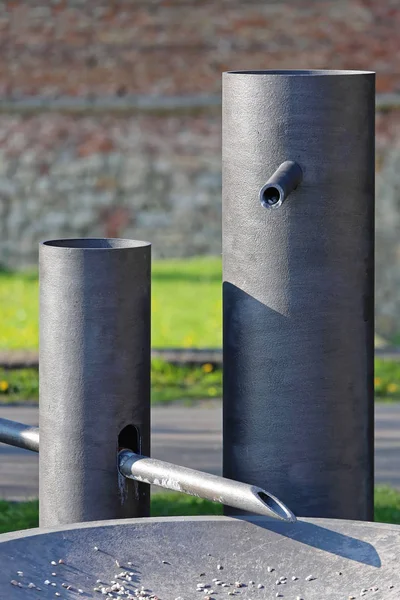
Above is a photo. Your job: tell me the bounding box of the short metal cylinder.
[222,70,375,520]
[39,238,151,527]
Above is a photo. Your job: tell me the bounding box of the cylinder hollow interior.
[226,69,374,76]
[42,238,150,250]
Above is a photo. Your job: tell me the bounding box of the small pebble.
[17,571,24,576]
[275,580,281,586]
[296,597,303,600]
[62,583,68,588]
[257,584,264,589]
[116,560,121,567]
[200,573,206,577]
[279,577,286,582]
[55,594,61,598]
[348,596,355,599]
[389,584,394,589]
[217,565,223,570]
[305,575,315,581]
[52,572,57,576]
[51,560,57,566]
[222,583,229,588]
[249,580,255,585]
[275,594,282,598]
[58,559,65,564]
[127,562,133,566]
[162,560,170,565]
[78,591,83,595]
[28,583,36,589]
[51,582,57,587]
[292,576,298,581]
[267,567,274,573]
[10,580,19,586]
[235,582,244,588]
[44,580,51,585]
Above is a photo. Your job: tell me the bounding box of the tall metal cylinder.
[39,238,151,527]
[222,70,375,520]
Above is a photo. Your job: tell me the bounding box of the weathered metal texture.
[222,70,375,519]
[39,238,151,527]
[118,450,295,521]
[0,516,399,599]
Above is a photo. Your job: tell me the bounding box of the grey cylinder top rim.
[225,69,374,76]
[41,238,151,250]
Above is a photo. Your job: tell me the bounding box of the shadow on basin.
[252,518,381,567]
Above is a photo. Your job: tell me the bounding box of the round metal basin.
[0,516,399,599]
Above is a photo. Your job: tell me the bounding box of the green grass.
[374,486,400,525]
[0,487,399,535]
[2,359,400,405]
[375,358,400,400]
[0,360,222,405]
[0,257,222,351]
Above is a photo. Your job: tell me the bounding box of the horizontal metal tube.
[0,418,39,453]
[0,419,295,522]
[259,160,303,208]
[119,449,296,522]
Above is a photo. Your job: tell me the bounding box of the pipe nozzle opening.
[260,161,303,209]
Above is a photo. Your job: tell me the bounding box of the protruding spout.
[260,160,303,208]
[119,449,296,522]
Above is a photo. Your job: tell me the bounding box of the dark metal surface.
[0,516,399,599]
[39,238,151,527]
[222,70,375,519]
[119,450,295,521]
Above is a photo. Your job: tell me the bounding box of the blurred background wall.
[0,0,399,335]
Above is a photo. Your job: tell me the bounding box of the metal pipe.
[259,161,303,208]
[39,238,151,527]
[118,450,296,522]
[0,418,39,452]
[0,419,296,522]
[223,70,375,520]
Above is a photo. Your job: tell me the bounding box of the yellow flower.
[374,377,382,387]
[387,383,399,394]
[0,380,9,393]
[202,363,214,374]
[207,386,217,396]
[183,335,194,348]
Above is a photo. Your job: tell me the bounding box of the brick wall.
[0,0,398,97]
[0,0,399,334]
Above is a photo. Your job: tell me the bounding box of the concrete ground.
[0,402,398,500]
